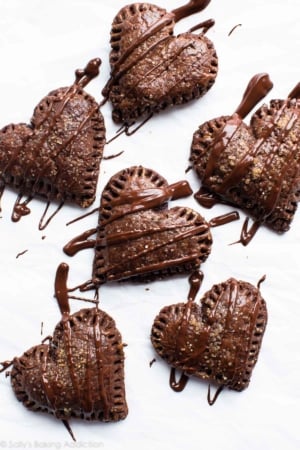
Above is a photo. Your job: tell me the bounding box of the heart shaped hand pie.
[190,73,300,244]
[0,264,127,438]
[0,59,105,228]
[102,0,218,126]
[151,272,267,402]
[64,166,213,288]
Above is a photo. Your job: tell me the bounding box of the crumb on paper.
[228,23,242,36]
[16,249,28,259]
[149,358,156,368]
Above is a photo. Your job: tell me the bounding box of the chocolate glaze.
[151,276,268,401]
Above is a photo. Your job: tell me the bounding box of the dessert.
[151,271,268,403]
[0,263,128,439]
[0,59,105,228]
[102,0,218,128]
[64,166,213,288]
[190,73,300,244]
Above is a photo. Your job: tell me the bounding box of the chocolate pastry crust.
[1,263,128,436]
[151,274,267,393]
[103,1,218,125]
[190,74,300,243]
[0,59,105,224]
[11,306,127,422]
[92,166,212,285]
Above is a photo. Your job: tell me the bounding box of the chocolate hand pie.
[0,263,128,439]
[151,272,267,403]
[190,73,300,244]
[0,59,105,228]
[64,166,214,288]
[102,0,218,127]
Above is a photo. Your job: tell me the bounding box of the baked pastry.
[0,59,105,228]
[190,73,300,244]
[102,0,218,127]
[151,271,267,403]
[64,166,213,288]
[0,263,128,439]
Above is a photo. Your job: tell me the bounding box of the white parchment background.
[0,1,299,449]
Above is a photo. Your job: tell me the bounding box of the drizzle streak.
[172,0,211,23]
[16,249,28,259]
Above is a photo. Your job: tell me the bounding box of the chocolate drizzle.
[191,74,300,244]
[0,59,105,227]
[103,1,217,126]
[172,0,211,22]
[151,275,268,403]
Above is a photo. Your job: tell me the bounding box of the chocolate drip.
[238,217,261,246]
[169,368,189,392]
[54,263,71,316]
[187,271,203,302]
[288,82,300,100]
[194,187,218,208]
[63,228,97,257]
[209,211,240,227]
[188,18,215,34]
[0,360,13,373]
[75,58,101,88]
[38,201,64,230]
[172,0,211,23]
[207,384,224,405]
[235,73,273,119]
[11,194,32,222]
